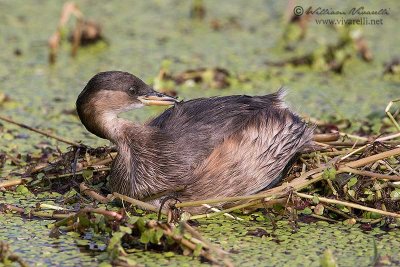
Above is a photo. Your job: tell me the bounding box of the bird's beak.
[138,90,178,106]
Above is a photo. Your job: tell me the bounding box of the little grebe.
[76,71,314,212]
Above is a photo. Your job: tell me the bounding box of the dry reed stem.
[340,166,400,181]
[0,178,32,188]
[201,204,243,221]
[79,182,109,203]
[0,167,110,190]
[181,222,224,254]
[310,214,337,222]
[3,204,73,219]
[385,99,400,131]
[313,132,340,142]
[345,147,400,168]
[39,203,66,211]
[29,151,116,176]
[176,167,326,208]
[180,221,233,266]
[45,167,110,180]
[153,221,218,264]
[324,141,367,147]
[376,132,400,142]
[323,205,353,219]
[340,144,368,160]
[84,153,116,169]
[295,192,400,218]
[49,2,83,63]
[0,167,110,191]
[189,198,271,220]
[53,207,124,229]
[0,115,80,147]
[113,192,165,214]
[177,147,400,212]
[83,207,124,220]
[0,241,29,267]
[339,132,368,141]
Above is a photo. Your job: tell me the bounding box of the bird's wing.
[148,91,286,132]
[147,92,291,166]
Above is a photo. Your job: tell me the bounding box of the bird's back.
[145,91,314,207]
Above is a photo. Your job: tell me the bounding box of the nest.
[1,100,399,266]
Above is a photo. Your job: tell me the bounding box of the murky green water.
[2,190,400,267]
[1,0,399,266]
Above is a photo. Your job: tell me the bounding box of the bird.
[76,71,314,213]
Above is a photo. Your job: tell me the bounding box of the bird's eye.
[129,87,136,93]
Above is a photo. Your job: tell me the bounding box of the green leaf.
[348,189,355,198]
[127,216,139,224]
[390,189,400,200]
[82,169,93,180]
[107,232,124,251]
[155,229,164,243]
[140,229,151,244]
[150,229,160,244]
[302,207,312,215]
[164,251,175,257]
[193,243,203,257]
[16,185,30,195]
[78,213,91,227]
[323,168,337,180]
[347,177,358,188]
[119,226,132,234]
[64,189,78,198]
[370,212,382,219]
[136,217,146,233]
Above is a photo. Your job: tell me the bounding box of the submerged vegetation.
[0,0,399,266]
[48,2,106,64]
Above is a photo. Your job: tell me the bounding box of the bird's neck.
[107,121,172,200]
[79,107,173,199]
[99,113,136,143]
[80,107,146,144]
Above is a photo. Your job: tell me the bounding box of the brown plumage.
[76,71,314,212]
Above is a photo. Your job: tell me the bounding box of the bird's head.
[76,71,177,139]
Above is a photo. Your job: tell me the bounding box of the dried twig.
[313,132,340,142]
[176,147,400,213]
[0,241,29,267]
[113,192,165,214]
[2,204,73,219]
[385,99,400,131]
[0,178,32,188]
[340,166,400,181]
[0,115,81,147]
[180,221,233,266]
[79,182,109,203]
[201,204,243,221]
[156,221,219,263]
[295,192,400,218]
